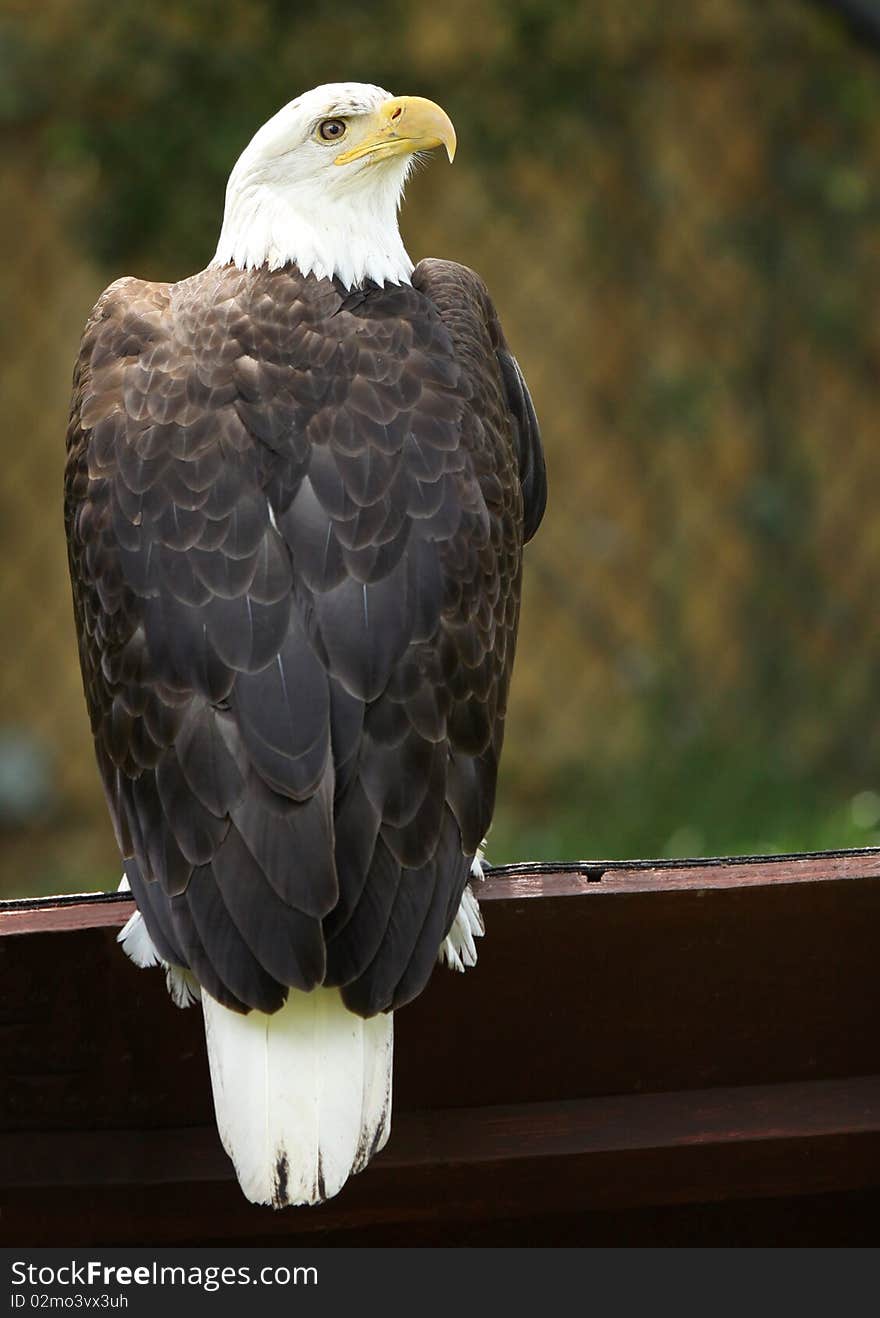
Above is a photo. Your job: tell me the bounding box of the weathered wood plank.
[3,1075,879,1245]
[1,850,878,1244]
[0,892,134,936]
[4,849,880,935]
[2,864,879,1128]
[5,1074,879,1188]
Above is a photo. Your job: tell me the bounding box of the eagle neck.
[212,163,414,290]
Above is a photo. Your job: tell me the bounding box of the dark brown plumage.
[65,258,546,1019]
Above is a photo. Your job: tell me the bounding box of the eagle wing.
[65,259,544,1017]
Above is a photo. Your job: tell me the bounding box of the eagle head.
[213,82,456,288]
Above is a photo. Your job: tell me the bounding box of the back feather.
[72,258,540,1208]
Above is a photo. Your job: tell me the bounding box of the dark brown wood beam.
[2,851,879,1244]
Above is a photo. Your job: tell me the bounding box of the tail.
[201,987,393,1208]
[116,870,483,1207]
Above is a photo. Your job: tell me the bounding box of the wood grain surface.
[1,851,878,1245]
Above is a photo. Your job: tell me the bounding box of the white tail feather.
[202,987,393,1208]
[117,871,483,1207]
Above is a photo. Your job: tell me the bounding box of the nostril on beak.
[391,107,403,121]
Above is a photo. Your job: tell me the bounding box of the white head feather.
[213,82,451,289]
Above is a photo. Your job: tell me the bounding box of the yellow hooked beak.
[333,96,457,167]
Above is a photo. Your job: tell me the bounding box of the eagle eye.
[317,118,347,142]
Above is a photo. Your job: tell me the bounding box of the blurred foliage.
[3,0,880,894]
[2,0,612,273]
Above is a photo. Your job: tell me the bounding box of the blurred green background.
[3,0,880,898]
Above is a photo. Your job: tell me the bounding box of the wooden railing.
[2,851,879,1245]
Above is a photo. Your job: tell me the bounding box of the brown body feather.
[65,259,545,1018]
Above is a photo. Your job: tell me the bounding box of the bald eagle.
[65,83,546,1207]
